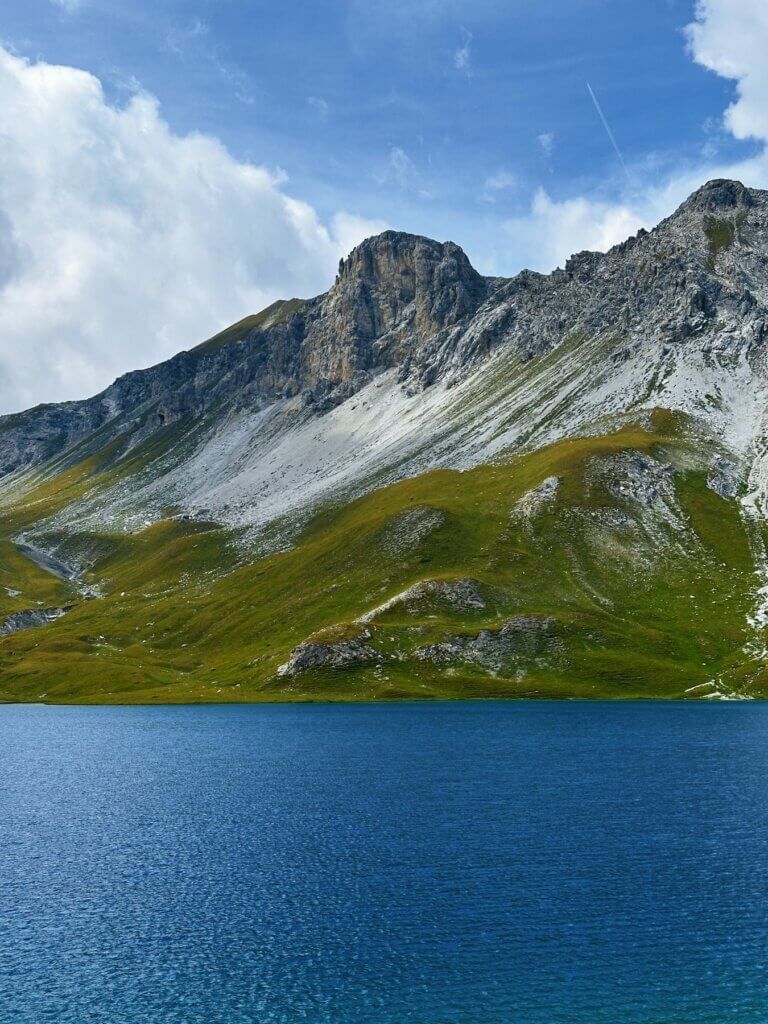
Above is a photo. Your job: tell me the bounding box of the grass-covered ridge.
[0,409,765,703]
[191,298,305,356]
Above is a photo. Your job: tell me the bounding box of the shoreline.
[0,693,761,708]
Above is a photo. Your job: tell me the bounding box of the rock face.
[305,233,488,403]
[276,635,378,677]
[0,232,489,474]
[0,606,72,636]
[417,616,558,672]
[2,178,768,535]
[512,476,561,522]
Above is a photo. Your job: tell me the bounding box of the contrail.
[586,81,631,183]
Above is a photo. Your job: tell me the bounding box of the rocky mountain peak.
[336,229,479,281]
[5,179,768,492]
[336,229,474,275]
[675,178,755,216]
[298,230,489,395]
[328,229,487,334]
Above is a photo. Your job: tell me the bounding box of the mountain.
[1,177,768,703]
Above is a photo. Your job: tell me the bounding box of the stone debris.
[707,456,739,498]
[597,452,676,506]
[277,635,378,677]
[357,577,485,623]
[512,476,561,521]
[416,615,557,672]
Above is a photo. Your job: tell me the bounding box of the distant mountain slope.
[2,179,768,702]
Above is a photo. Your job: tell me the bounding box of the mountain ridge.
[2,177,762,484]
[2,179,768,703]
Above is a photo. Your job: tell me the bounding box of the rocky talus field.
[2,178,768,702]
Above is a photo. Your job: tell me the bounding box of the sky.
[0,0,766,412]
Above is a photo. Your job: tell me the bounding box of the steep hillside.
[1,179,768,702]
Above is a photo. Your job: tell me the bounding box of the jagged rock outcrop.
[277,634,379,677]
[0,232,491,473]
[303,232,488,405]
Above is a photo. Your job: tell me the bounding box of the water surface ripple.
[2,701,767,1023]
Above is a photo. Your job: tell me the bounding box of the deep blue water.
[2,701,768,1023]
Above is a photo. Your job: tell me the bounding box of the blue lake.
[2,700,768,1023]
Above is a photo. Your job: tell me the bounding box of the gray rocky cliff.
[1,178,767,482]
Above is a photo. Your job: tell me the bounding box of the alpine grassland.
[0,410,762,703]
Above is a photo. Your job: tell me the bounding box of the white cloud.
[499,189,646,273]
[387,146,415,184]
[331,211,390,255]
[377,146,431,197]
[454,28,472,74]
[480,169,516,204]
[0,47,384,413]
[51,0,82,11]
[484,170,516,192]
[686,0,768,143]
[537,132,554,158]
[164,18,209,56]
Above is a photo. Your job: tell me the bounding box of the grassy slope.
[0,408,765,703]
[191,298,305,356]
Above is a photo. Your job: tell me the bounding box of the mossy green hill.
[0,409,764,703]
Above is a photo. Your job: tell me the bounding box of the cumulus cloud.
[331,211,390,256]
[0,47,384,413]
[686,0,768,143]
[0,210,20,291]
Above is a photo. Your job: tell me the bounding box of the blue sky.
[3,0,754,266]
[0,0,766,409]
